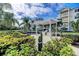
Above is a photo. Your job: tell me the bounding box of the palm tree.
[3,12,19,29]
[0,4,7,30]
[0,3,20,30]
[71,19,79,32]
[0,4,3,27]
[21,17,31,32]
[0,4,4,19]
[0,3,12,19]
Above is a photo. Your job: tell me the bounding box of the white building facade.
[59,8,79,31]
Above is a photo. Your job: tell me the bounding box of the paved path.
[31,33,61,50]
[71,45,79,56]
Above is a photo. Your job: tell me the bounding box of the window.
[63,23,68,27]
[75,9,79,12]
[75,13,79,19]
[75,16,79,19]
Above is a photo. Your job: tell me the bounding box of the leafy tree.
[71,19,79,32]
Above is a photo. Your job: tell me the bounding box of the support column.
[42,25,44,31]
[49,21,52,38]
[36,24,38,35]
[42,25,44,35]
[56,22,57,37]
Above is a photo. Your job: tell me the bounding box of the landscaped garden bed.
[37,37,75,56]
[0,31,36,56]
[0,31,75,56]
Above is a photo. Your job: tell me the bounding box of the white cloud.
[11,3,52,18]
[30,3,44,7]
[11,3,26,15]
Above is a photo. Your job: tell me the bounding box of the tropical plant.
[21,17,31,32]
[41,37,74,56]
[42,39,61,56]
[37,51,53,56]
[5,46,20,56]
[3,12,18,29]
[60,37,73,45]
[0,3,19,30]
[0,31,35,56]
[0,4,3,19]
[19,44,35,56]
[71,19,79,32]
[60,45,75,56]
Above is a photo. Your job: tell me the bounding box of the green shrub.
[5,49,20,56]
[12,32,24,38]
[37,51,53,56]
[0,31,74,56]
[19,44,35,56]
[42,39,61,56]
[4,43,36,56]
[0,36,23,48]
[60,45,75,56]
[60,37,73,45]
[5,46,20,56]
[0,33,35,48]
[42,37,74,56]
[4,35,12,39]
[0,32,7,37]
[0,31,35,56]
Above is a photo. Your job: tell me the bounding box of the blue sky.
[11,3,79,20]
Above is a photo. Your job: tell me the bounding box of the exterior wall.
[60,8,69,31]
[60,8,79,31]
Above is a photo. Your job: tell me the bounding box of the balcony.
[61,8,69,13]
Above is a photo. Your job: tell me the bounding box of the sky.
[11,3,79,20]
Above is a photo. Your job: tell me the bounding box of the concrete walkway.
[31,33,61,50]
[71,45,79,56]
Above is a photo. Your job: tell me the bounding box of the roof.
[60,8,73,13]
[33,20,57,25]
